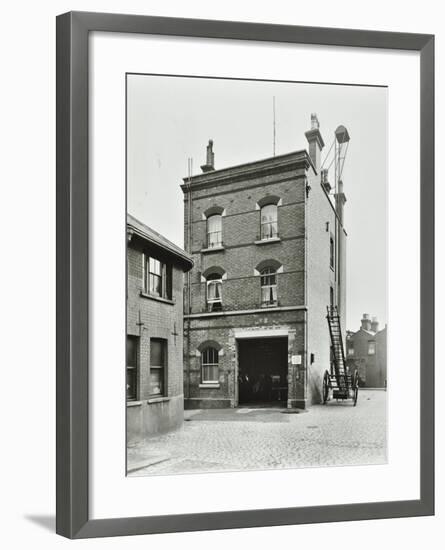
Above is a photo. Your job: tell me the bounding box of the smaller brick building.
[126,215,193,444]
[346,314,387,388]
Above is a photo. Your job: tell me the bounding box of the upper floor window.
[261,204,278,240]
[144,255,172,299]
[207,214,222,248]
[206,273,222,312]
[368,341,376,355]
[201,347,219,383]
[260,267,277,306]
[330,236,335,269]
[348,342,354,356]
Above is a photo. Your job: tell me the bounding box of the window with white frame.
[260,267,277,306]
[206,273,222,311]
[207,214,222,248]
[144,255,172,299]
[201,347,219,383]
[368,341,376,355]
[260,204,278,240]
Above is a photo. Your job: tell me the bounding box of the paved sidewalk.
[128,390,386,476]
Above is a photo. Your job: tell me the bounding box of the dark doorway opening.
[238,337,288,406]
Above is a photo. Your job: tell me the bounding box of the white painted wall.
[0,0,442,548]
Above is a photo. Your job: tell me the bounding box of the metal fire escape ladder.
[327,305,349,392]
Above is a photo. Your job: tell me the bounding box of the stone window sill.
[201,245,225,254]
[127,400,143,407]
[199,383,220,389]
[147,396,170,404]
[140,292,175,305]
[254,238,281,245]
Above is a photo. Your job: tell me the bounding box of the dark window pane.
[126,336,138,367]
[165,265,172,299]
[126,368,137,400]
[150,339,165,366]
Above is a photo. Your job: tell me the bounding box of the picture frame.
[56,11,434,539]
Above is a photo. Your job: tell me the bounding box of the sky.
[127,74,387,330]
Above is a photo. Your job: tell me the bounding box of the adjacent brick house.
[346,314,387,388]
[126,214,193,443]
[182,115,347,409]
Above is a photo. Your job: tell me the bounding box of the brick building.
[346,314,387,388]
[182,115,347,409]
[126,214,193,443]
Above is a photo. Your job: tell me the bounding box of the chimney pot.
[361,313,372,331]
[371,316,379,333]
[201,139,215,173]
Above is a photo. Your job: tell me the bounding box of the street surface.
[128,389,386,476]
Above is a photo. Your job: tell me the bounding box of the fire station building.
[182,115,347,409]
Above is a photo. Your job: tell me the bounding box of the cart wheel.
[322,370,330,404]
[353,369,359,406]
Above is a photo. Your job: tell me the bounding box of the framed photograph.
[56,11,434,538]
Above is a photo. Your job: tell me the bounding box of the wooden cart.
[322,306,359,406]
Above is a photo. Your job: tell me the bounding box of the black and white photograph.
[126,74,388,476]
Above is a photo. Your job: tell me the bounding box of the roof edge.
[127,214,193,271]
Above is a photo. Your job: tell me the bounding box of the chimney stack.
[201,139,215,173]
[371,316,379,333]
[361,313,372,331]
[305,113,324,172]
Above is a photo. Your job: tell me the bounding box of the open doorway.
[238,337,288,407]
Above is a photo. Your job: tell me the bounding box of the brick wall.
[306,168,343,405]
[184,170,307,315]
[184,310,306,408]
[127,236,186,442]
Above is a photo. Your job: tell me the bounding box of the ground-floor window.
[126,335,139,400]
[201,347,219,383]
[150,338,167,396]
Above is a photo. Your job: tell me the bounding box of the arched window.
[206,273,222,311]
[260,267,277,306]
[260,204,278,240]
[201,347,219,383]
[207,214,222,248]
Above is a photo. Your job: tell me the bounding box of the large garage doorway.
[238,337,288,406]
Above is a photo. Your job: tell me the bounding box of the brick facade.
[182,118,347,409]
[126,215,192,444]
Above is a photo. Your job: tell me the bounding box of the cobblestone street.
[128,389,386,476]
